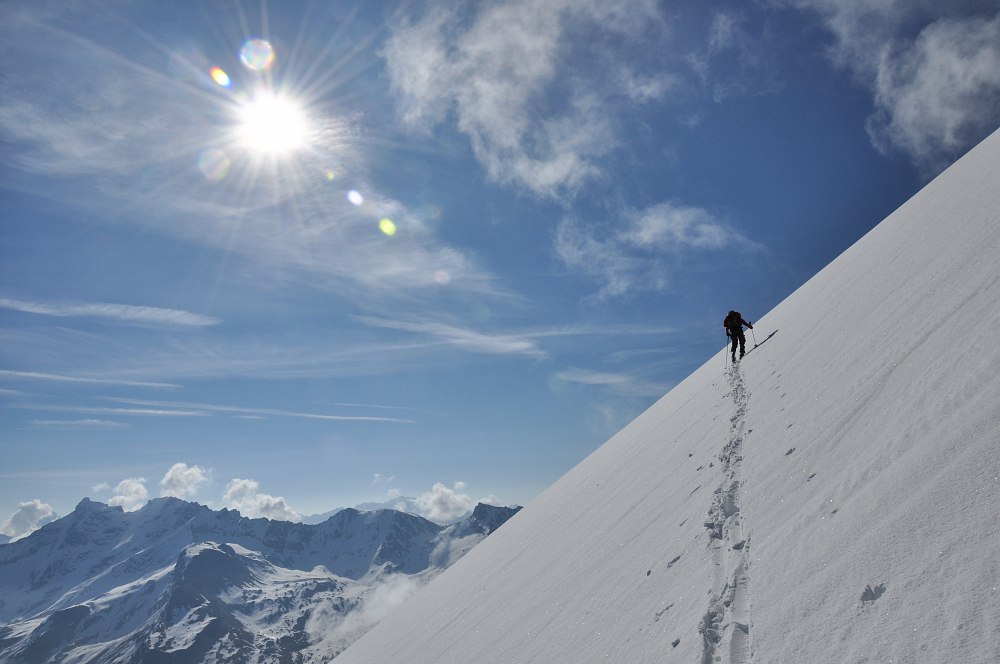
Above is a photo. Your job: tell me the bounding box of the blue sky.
[2,0,999,534]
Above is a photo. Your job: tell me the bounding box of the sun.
[235,93,310,156]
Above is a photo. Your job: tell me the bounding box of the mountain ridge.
[0,496,521,662]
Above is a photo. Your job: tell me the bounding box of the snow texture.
[334,128,1000,663]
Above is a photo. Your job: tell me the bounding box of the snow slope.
[335,129,1000,664]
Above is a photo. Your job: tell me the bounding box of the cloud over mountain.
[223,478,301,522]
[159,462,210,499]
[0,499,56,542]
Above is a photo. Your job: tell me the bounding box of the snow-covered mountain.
[333,130,1000,663]
[301,496,489,526]
[0,497,519,663]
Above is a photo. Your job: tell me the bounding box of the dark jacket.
[723,311,753,336]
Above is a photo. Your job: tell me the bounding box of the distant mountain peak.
[449,503,522,538]
[74,496,118,513]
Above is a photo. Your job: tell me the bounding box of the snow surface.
[334,129,1000,663]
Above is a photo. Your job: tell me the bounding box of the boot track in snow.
[700,363,753,664]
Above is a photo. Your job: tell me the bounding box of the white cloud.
[478,494,502,508]
[778,1,1000,174]
[223,478,300,522]
[384,0,667,199]
[556,202,758,299]
[0,297,221,327]
[92,482,111,493]
[866,15,1000,174]
[160,463,210,499]
[108,477,149,512]
[411,481,481,523]
[622,203,736,250]
[0,499,57,541]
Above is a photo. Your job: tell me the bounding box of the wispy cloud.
[372,473,395,486]
[383,0,668,199]
[777,1,1000,175]
[0,21,206,179]
[551,367,669,398]
[0,370,180,389]
[356,316,546,358]
[0,297,221,328]
[699,9,782,103]
[29,405,206,417]
[556,201,761,299]
[104,397,418,424]
[4,320,675,387]
[356,316,678,361]
[552,368,633,387]
[30,419,127,429]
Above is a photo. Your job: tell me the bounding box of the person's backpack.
[725,311,742,331]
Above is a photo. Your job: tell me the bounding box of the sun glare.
[236,94,310,156]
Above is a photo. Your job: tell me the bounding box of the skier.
[724,310,753,362]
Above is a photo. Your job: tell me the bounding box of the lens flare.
[347,190,363,206]
[240,39,275,71]
[379,218,397,236]
[209,66,231,87]
[434,270,451,285]
[198,148,231,181]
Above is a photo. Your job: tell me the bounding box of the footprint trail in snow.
[700,363,753,664]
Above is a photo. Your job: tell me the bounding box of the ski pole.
[725,335,729,368]
[750,328,758,347]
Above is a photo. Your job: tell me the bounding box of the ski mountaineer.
[724,310,753,362]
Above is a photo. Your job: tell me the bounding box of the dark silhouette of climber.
[724,310,753,362]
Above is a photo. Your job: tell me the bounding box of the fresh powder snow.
[333,129,1000,663]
